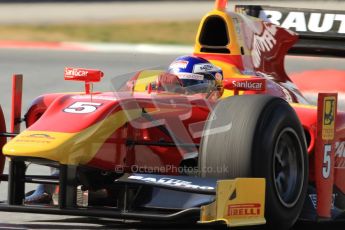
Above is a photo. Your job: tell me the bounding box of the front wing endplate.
[199,178,266,227]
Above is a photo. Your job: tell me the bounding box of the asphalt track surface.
[0,49,345,229]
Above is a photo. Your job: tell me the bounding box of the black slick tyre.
[199,95,308,229]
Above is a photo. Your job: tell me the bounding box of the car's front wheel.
[199,95,308,229]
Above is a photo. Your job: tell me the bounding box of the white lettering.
[127,175,214,190]
[193,63,220,73]
[252,23,277,68]
[128,175,143,180]
[233,81,263,90]
[177,73,204,81]
[281,12,307,32]
[259,10,345,34]
[65,69,88,77]
[308,13,334,33]
[335,14,345,33]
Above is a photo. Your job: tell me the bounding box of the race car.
[0,0,344,229]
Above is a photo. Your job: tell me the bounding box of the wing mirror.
[64,67,104,94]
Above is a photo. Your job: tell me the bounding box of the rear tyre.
[199,95,308,229]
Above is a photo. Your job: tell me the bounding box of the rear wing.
[235,5,345,57]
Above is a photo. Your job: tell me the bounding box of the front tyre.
[199,95,308,229]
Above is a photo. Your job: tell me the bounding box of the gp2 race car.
[0,0,345,229]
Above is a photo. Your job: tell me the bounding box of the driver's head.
[168,56,223,93]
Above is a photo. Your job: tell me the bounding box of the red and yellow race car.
[0,0,344,229]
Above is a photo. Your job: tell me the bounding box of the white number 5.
[64,102,102,114]
[323,144,332,179]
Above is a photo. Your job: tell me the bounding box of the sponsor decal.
[27,134,55,139]
[334,141,345,168]
[227,203,261,217]
[127,175,214,190]
[169,60,189,70]
[309,193,336,209]
[177,73,204,81]
[252,23,278,68]
[322,96,336,141]
[309,194,317,209]
[193,63,220,73]
[259,10,345,33]
[232,79,265,91]
[15,133,55,144]
[335,141,345,157]
[64,67,103,82]
[65,68,88,78]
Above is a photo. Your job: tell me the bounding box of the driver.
[167,55,223,94]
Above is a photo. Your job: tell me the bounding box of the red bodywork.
[24,91,212,173]
[290,70,345,109]
[22,76,345,213]
[11,74,23,134]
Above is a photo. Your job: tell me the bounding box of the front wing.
[0,158,266,228]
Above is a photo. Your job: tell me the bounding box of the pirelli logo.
[322,96,336,141]
[227,203,261,217]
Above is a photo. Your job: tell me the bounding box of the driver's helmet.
[168,56,223,93]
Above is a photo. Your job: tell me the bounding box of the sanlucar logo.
[232,79,265,91]
[128,175,214,190]
[65,68,88,78]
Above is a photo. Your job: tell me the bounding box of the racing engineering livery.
[0,0,345,229]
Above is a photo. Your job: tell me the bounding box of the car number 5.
[323,144,332,179]
[64,102,102,114]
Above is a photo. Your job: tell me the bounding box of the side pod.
[199,178,266,227]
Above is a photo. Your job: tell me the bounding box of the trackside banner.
[235,5,345,39]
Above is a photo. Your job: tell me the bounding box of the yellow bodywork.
[194,9,255,98]
[194,10,243,56]
[200,178,266,227]
[3,109,142,165]
[133,70,163,92]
